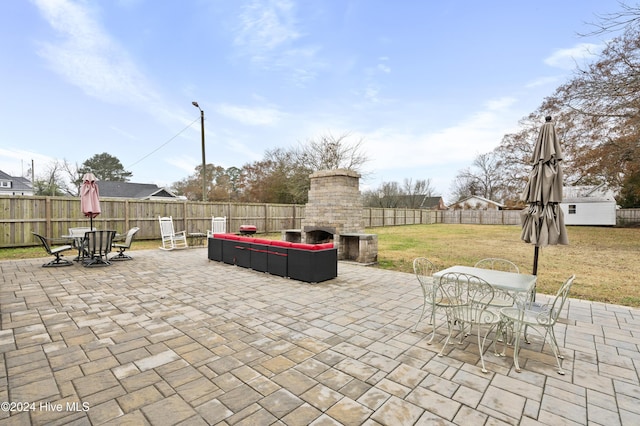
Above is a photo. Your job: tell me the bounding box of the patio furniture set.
[34,226,139,267]
[412,256,575,375]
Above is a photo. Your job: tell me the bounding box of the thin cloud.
[364,96,520,172]
[33,0,157,105]
[215,103,285,126]
[235,0,301,56]
[233,0,324,86]
[0,148,56,177]
[544,42,602,70]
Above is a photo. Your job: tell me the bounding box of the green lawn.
[3,224,639,307]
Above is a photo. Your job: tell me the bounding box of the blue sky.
[0,0,625,202]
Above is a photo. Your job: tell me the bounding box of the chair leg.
[437,310,456,357]
[545,327,566,375]
[110,248,132,260]
[43,253,73,267]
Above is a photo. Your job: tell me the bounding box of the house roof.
[451,195,505,209]
[98,181,180,199]
[420,196,447,209]
[0,169,33,192]
[563,184,616,203]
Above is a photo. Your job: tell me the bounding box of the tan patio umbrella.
[80,172,101,229]
[520,116,569,283]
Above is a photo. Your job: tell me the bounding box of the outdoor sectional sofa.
[208,234,337,283]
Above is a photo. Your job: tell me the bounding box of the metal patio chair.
[411,257,440,342]
[436,272,500,373]
[32,232,74,267]
[474,258,521,341]
[500,274,576,375]
[110,227,140,260]
[83,230,117,267]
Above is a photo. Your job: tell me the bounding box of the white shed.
[560,184,617,226]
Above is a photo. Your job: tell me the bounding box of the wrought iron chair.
[436,272,500,373]
[32,232,74,267]
[158,216,188,250]
[411,257,440,342]
[474,258,521,342]
[500,274,576,375]
[83,230,117,267]
[110,227,140,260]
[207,216,227,237]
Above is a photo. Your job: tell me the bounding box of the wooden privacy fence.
[1,196,638,248]
[0,196,304,248]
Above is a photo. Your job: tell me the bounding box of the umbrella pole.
[532,246,540,302]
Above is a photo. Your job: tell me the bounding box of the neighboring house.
[0,169,33,196]
[420,196,448,210]
[449,195,505,210]
[560,184,617,226]
[98,181,184,200]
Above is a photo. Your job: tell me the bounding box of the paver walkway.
[1,248,640,425]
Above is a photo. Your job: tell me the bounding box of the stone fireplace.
[283,169,377,264]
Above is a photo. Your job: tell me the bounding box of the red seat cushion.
[270,240,292,247]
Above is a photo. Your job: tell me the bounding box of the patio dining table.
[432,265,537,370]
[61,228,94,261]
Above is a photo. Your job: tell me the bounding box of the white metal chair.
[159,216,188,250]
[436,272,500,373]
[207,216,227,237]
[474,258,520,342]
[111,227,140,260]
[500,274,576,375]
[411,257,440,342]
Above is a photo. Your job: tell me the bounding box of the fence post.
[45,197,52,237]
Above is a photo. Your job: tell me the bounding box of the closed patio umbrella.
[80,172,101,229]
[520,116,569,284]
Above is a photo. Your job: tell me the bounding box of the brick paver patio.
[1,247,639,425]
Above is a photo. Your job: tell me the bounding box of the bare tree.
[402,178,436,208]
[33,160,74,196]
[295,131,369,175]
[450,152,506,203]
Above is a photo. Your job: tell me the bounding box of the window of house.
[0,181,11,188]
[568,204,576,214]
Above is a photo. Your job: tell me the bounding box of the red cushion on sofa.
[290,243,318,250]
[316,243,335,250]
[252,238,272,245]
[270,240,292,247]
[214,233,233,239]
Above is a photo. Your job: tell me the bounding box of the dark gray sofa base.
[208,235,337,283]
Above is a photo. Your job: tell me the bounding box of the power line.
[126,117,200,169]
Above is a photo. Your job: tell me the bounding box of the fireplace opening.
[341,235,360,261]
[304,226,335,244]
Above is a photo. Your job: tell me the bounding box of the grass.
[372,224,640,307]
[3,224,639,307]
